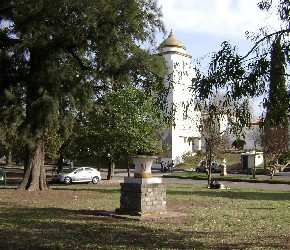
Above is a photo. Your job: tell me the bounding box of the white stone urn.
[132,155,158,178]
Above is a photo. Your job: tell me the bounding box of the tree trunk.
[207,151,212,187]
[252,164,256,179]
[207,163,212,187]
[5,150,12,166]
[17,130,48,191]
[263,157,267,173]
[126,159,131,177]
[107,162,115,180]
[57,153,64,174]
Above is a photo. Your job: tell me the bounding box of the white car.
[52,167,101,184]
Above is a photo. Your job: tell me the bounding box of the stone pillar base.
[115,178,167,216]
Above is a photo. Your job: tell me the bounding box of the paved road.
[112,169,290,190]
[2,167,290,190]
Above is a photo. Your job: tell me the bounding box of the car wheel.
[64,177,72,184]
[92,176,99,184]
[196,168,200,172]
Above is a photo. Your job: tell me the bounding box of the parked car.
[195,161,221,173]
[52,167,101,184]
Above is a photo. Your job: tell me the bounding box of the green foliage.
[280,150,290,164]
[69,87,170,165]
[193,2,290,179]
[193,42,263,132]
[265,36,289,127]
[0,0,166,163]
[44,129,65,160]
[181,150,205,167]
[0,86,24,161]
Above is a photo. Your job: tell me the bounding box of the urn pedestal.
[115,155,167,216]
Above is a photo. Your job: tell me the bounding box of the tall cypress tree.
[262,36,289,169]
[265,36,289,127]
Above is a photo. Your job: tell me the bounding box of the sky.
[157,0,279,61]
[156,0,280,117]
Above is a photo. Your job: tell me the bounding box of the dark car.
[196,161,221,173]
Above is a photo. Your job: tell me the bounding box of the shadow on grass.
[50,186,120,194]
[0,206,205,250]
[167,189,290,201]
[0,206,286,250]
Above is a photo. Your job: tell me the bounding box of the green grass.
[169,172,290,184]
[0,181,290,249]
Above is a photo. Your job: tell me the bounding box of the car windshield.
[74,169,84,174]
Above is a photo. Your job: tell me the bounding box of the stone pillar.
[115,155,167,216]
[115,177,167,216]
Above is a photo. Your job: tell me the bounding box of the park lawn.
[169,172,290,184]
[0,180,289,250]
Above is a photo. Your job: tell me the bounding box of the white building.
[158,31,201,164]
[241,151,264,169]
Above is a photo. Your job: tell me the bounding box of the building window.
[179,136,187,144]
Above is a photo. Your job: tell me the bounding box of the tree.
[189,79,250,186]
[0,31,26,165]
[193,0,290,115]
[193,1,290,180]
[196,104,232,187]
[0,0,165,190]
[71,87,169,179]
[261,36,289,178]
[265,36,289,128]
[261,125,288,178]
[0,91,23,166]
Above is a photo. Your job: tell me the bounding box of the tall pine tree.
[0,0,166,190]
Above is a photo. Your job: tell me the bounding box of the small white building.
[241,151,264,170]
[158,31,201,164]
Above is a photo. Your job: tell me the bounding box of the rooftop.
[159,30,186,49]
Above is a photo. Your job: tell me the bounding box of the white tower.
[159,31,201,164]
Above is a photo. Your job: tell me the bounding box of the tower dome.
[160,30,186,50]
[158,30,191,58]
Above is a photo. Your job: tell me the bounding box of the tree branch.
[66,47,91,71]
[242,28,290,60]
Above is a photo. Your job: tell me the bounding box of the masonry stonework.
[116,182,167,216]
